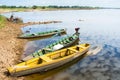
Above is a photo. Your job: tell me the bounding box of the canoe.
[22,33,79,61]
[18,29,66,39]
[7,43,90,76]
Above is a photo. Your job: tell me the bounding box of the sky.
[0,0,120,8]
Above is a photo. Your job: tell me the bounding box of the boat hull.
[18,29,66,39]
[10,45,89,76]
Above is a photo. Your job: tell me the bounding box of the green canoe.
[21,33,79,61]
[18,29,66,39]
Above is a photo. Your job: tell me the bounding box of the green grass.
[0,15,6,28]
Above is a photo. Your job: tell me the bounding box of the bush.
[0,15,6,28]
[32,5,37,9]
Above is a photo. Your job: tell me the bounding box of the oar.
[86,45,102,55]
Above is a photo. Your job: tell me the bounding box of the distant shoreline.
[0,7,119,14]
[0,8,99,13]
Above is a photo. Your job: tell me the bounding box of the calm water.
[3,9,120,80]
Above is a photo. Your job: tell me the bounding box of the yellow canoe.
[7,43,90,76]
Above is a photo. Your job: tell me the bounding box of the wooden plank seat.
[40,55,53,62]
[67,48,79,52]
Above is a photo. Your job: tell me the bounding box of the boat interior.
[46,34,79,49]
[19,44,89,66]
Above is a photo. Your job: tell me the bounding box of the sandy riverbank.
[0,13,63,79]
[0,20,29,80]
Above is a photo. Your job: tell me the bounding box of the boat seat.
[66,39,72,42]
[63,41,67,44]
[73,35,78,39]
[77,45,86,49]
[68,37,73,41]
[33,50,43,56]
[72,37,75,39]
[67,48,79,53]
[60,41,63,44]
[33,53,40,57]
[40,55,53,62]
[53,43,57,45]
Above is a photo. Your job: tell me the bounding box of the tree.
[32,5,37,9]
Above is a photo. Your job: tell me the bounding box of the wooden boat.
[7,43,90,76]
[18,29,66,39]
[21,33,79,61]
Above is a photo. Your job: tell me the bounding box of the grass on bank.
[0,15,6,28]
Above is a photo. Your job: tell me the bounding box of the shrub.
[0,15,6,28]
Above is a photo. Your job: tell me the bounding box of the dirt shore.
[0,15,63,79]
[0,8,63,79]
[0,21,29,80]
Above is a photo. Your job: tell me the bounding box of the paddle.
[86,45,102,55]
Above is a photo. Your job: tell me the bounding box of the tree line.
[0,5,101,9]
[0,5,29,8]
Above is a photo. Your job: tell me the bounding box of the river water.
[3,9,120,80]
